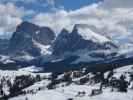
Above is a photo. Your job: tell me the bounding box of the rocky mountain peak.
[8,21,55,56]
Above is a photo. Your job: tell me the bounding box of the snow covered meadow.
[0,65,132,100]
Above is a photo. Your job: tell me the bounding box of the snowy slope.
[0,55,14,64]
[75,24,110,43]
[0,69,51,97]
[9,83,133,100]
[33,39,52,55]
[8,65,133,100]
[18,66,43,73]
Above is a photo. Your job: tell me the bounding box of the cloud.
[0,0,56,37]
[0,2,25,17]
[32,0,133,44]
[1,0,133,44]
[101,0,133,8]
[0,2,36,37]
[0,3,24,36]
[32,10,71,34]
[0,0,56,7]
[46,0,55,6]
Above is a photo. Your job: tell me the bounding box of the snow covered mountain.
[8,21,55,57]
[0,22,56,70]
[74,24,110,43]
[53,24,118,64]
[0,22,133,73]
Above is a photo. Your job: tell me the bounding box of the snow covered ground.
[9,83,133,100]
[18,66,43,73]
[6,65,133,100]
[0,68,51,97]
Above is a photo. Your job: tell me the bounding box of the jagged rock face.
[0,39,9,54]
[8,21,55,56]
[53,25,117,56]
[14,21,55,45]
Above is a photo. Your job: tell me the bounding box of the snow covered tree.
[118,75,128,92]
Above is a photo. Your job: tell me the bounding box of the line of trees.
[0,74,42,99]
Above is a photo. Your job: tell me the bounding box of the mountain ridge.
[0,21,132,73]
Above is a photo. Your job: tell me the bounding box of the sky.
[0,0,133,43]
[0,0,102,36]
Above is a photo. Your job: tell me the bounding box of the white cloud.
[32,0,133,44]
[0,0,56,7]
[0,2,36,37]
[0,0,55,37]
[101,0,133,8]
[0,2,25,17]
[32,10,71,34]
[1,0,133,44]
[46,0,55,6]
[0,3,24,36]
